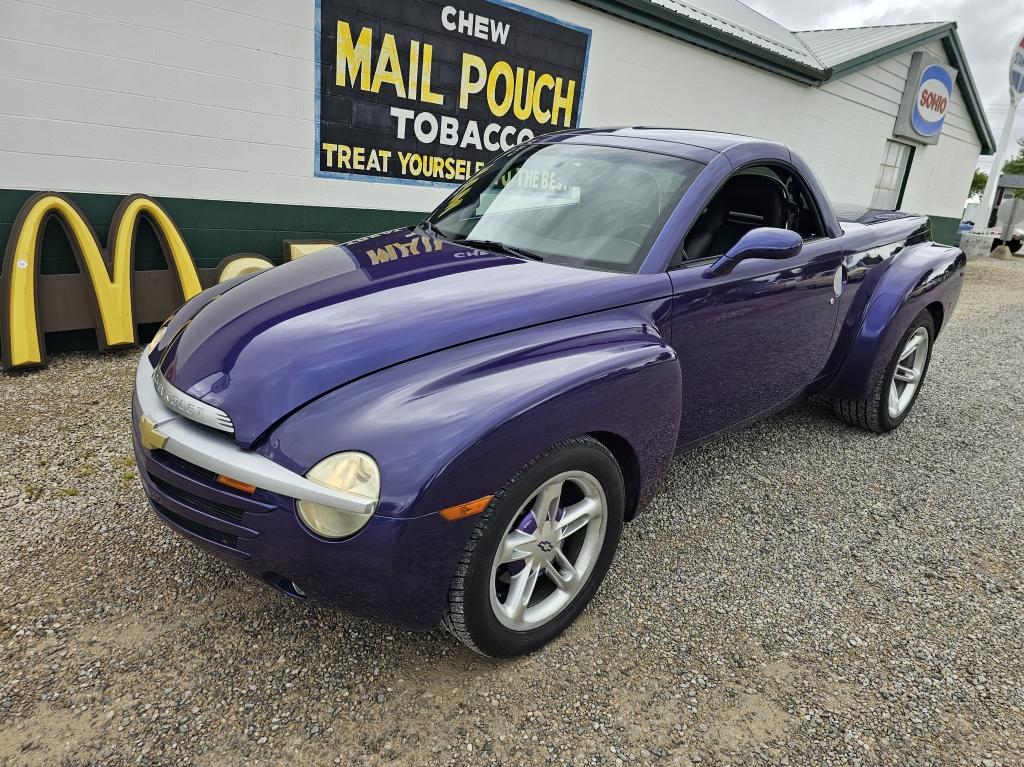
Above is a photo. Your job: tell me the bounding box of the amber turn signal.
[217,474,257,494]
[440,495,493,521]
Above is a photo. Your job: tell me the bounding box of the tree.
[970,169,988,195]
[1001,138,1024,174]
[1000,139,1024,199]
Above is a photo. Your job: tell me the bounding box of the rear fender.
[824,242,965,400]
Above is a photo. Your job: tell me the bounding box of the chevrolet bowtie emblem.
[139,415,168,451]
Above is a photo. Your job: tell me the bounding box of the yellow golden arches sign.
[2,193,203,370]
[0,191,339,373]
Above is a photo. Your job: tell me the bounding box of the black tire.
[442,436,625,658]
[827,309,935,433]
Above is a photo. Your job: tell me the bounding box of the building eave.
[571,0,824,84]
[574,1,996,155]
[819,23,956,79]
[938,29,997,155]
[818,22,996,154]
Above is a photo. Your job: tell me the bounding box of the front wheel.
[827,309,935,432]
[443,436,625,658]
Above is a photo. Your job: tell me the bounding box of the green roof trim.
[572,0,822,83]
[572,2,996,154]
[939,29,997,155]
[817,22,995,154]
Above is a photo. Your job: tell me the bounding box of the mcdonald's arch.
[0,192,339,372]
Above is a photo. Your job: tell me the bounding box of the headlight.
[297,452,380,539]
[145,320,171,355]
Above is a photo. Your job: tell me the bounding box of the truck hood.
[159,228,668,447]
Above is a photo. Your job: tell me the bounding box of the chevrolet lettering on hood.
[131,129,967,658]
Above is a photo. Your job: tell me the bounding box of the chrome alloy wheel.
[489,471,608,631]
[887,327,930,419]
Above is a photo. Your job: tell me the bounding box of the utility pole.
[974,32,1024,232]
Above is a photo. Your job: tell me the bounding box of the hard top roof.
[538,126,769,154]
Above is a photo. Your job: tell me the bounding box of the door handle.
[832,266,845,298]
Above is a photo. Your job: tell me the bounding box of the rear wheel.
[443,436,624,658]
[827,309,935,432]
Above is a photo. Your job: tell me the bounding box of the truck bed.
[833,205,922,226]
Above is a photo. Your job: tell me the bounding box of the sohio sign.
[1012,33,1024,101]
[316,0,591,185]
[912,65,953,136]
[895,51,957,145]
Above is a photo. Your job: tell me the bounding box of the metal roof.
[999,174,1024,189]
[576,1,995,153]
[649,0,820,68]
[795,22,949,69]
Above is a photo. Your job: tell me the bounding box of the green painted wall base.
[0,188,420,275]
[0,185,968,369]
[0,188,968,276]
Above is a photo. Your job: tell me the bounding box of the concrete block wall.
[0,0,983,225]
[0,0,443,213]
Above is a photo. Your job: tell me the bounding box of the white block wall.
[813,40,981,219]
[0,0,981,219]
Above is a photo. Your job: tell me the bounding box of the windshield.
[426,143,705,273]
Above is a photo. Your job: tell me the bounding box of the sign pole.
[975,97,1020,230]
[974,33,1024,232]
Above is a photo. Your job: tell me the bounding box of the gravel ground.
[1,257,1023,767]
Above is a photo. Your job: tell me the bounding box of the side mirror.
[703,227,803,277]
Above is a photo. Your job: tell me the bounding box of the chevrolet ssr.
[133,129,965,657]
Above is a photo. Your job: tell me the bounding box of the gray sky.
[743,0,1023,174]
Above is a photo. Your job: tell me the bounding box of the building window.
[871,140,914,210]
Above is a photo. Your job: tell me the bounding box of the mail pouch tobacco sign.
[317,0,590,184]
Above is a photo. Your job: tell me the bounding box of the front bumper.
[134,355,375,516]
[131,355,459,630]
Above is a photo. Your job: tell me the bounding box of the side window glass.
[782,171,826,240]
[676,164,829,269]
[681,166,788,264]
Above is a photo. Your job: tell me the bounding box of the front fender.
[259,298,677,628]
[825,242,965,400]
[263,299,678,517]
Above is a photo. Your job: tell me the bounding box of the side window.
[678,164,826,267]
[782,171,826,240]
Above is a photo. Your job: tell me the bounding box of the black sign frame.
[314,0,591,187]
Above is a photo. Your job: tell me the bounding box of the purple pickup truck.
[132,129,965,657]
